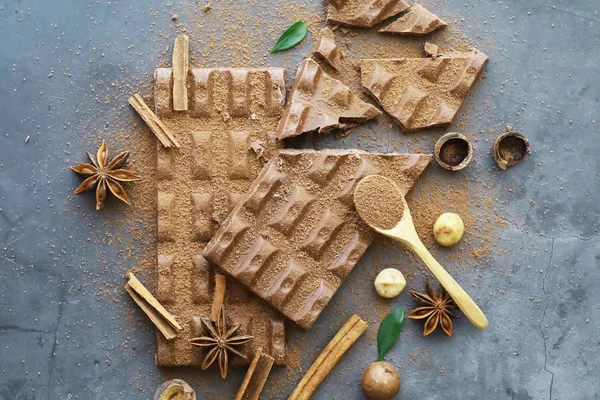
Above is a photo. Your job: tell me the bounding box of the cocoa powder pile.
[354,175,405,230]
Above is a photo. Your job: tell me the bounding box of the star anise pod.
[70,140,140,210]
[406,280,458,336]
[189,306,254,379]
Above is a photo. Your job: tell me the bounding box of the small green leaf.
[377,308,404,361]
[271,21,307,54]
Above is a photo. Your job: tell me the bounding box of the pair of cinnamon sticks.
[237,315,367,400]
[288,315,368,400]
[128,34,189,148]
[125,272,227,339]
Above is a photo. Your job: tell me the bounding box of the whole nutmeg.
[374,268,406,299]
[361,361,401,400]
[433,212,464,247]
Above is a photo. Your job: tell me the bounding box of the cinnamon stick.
[235,348,275,400]
[125,272,182,340]
[288,315,368,400]
[128,93,181,148]
[210,274,227,322]
[172,35,189,111]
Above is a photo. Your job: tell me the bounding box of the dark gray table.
[1,0,598,399]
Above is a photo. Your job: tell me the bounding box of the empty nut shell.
[492,130,530,169]
[434,132,473,171]
[154,379,196,400]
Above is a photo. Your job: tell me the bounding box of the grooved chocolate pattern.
[380,3,447,35]
[360,52,488,131]
[327,0,410,27]
[204,150,432,330]
[276,58,381,140]
[154,67,286,367]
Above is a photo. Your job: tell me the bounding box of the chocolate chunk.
[327,0,410,27]
[154,61,287,366]
[313,27,342,71]
[424,42,439,58]
[380,3,447,35]
[276,58,382,140]
[203,149,432,330]
[360,51,488,131]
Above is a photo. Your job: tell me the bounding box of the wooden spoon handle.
[410,241,488,330]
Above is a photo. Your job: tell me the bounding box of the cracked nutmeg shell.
[434,132,473,171]
[154,379,196,400]
[492,127,530,169]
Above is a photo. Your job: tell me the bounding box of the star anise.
[189,306,254,379]
[70,140,140,210]
[406,280,458,336]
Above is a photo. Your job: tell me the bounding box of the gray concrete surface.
[0,0,598,399]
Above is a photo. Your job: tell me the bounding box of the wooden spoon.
[354,175,488,330]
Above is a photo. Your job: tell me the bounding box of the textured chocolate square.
[204,149,432,330]
[360,52,488,131]
[154,66,287,366]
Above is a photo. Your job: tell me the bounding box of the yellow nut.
[433,212,464,246]
[374,268,406,299]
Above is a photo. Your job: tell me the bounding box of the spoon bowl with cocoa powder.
[354,175,488,330]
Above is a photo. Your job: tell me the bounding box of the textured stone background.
[0,0,598,399]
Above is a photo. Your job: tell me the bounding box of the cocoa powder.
[353,175,405,230]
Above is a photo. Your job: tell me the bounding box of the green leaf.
[271,21,307,54]
[377,308,404,361]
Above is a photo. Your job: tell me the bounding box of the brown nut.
[434,132,473,171]
[361,361,401,400]
[492,129,530,169]
[154,379,196,400]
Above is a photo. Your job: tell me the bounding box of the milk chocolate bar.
[360,51,488,131]
[327,0,409,27]
[153,51,287,365]
[276,58,381,140]
[203,149,431,330]
[380,3,447,35]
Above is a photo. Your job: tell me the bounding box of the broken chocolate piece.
[203,149,432,330]
[249,140,267,163]
[424,42,439,58]
[360,51,488,131]
[313,27,342,71]
[380,3,447,35]
[327,0,410,27]
[276,58,381,140]
[153,42,286,367]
